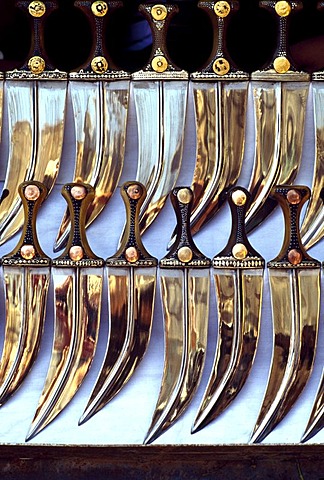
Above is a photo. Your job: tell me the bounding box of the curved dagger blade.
[0,1,67,245]
[301,369,324,443]
[144,187,210,445]
[26,183,104,441]
[0,181,50,406]
[192,187,264,434]
[245,1,309,234]
[79,181,157,425]
[54,0,130,252]
[250,185,321,444]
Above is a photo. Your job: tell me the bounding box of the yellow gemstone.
[275,1,291,17]
[151,55,168,73]
[151,4,168,21]
[178,246,193,263]
[28,56,45,75]
[177,188,192,205]
[125,247,139,263]
[214,1,231,18]
[213,58,230,76]
[28,1,46,17]
[24,184,40,201]
[91,1,108,16]
[287,189,301,205]
[232,243,248,260]
[91,56,109,74]
[232,190,247,206]
[127,184,143,200]
[69,246,84,261]
[71,185,87,200]
[273,56,291,74]
[21,245,35,260]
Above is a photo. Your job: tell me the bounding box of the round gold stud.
[232,189,247,207]
[178,246,193,263]
[214,1,231,18]
[21,245,36,260]
[24,184,40,201]
[69,246,84,261]
[28,1,46,17]
[273,56,290,74]
[287,189,301,205]
[177,188,192,205]
[91,56,109,74]
[151,4,168,21]
[91,1,108,16]
[213,58,230,76]
[151,55,168,73]
[125,246,139,263]
[275,1,291,17]
[126,184,143,200]
[28,56,45,75]
[288,248,302,265]
[232,243,248,260]
[71,185,87,201]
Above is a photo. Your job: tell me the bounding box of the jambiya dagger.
[0,181,50,406]
[250,185,321,444]
[144,186,211,445]
[192,187,264,434]
[53,0,130,253]
[0,0,67,245]
[79,181,157,425]
[26,182,104,441]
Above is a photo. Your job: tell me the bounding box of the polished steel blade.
[144,268,209,445]
[192,267,263,433]
[54,78,129,252]
[246,79,309,232]
[79,265,156,425]
[250,267,320,443]
[301,78,324,249]
[301,370,324,443]
[26,265,103,441]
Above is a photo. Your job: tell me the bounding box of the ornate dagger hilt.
[268,185,321,268]
[73,1,129,77]
[214,187,265,268]
[161,187,211,268]
[107,181,157,267]
[2,181,50,266]
[191,1,248,79]
[53,183,104,267]
[132,4,188,80]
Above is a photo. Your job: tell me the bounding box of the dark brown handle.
[268,185,320,267]
[161,187,211,268]
[2,181,50,265]
[107,181,157,266]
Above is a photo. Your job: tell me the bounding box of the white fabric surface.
[0,80,322,446]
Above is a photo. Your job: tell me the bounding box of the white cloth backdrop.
[0,79,322,445]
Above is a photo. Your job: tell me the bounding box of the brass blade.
[301,371,324,443]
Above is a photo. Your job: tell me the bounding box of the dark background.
[0,0,323,73]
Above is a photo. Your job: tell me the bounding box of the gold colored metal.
[178,246,193,263]
[232,189,247,206]
[151,56,169,73]
[125,247,139,263]
[275,1,292,17]
[214,1,231,17]
[302,371,324,442]
[127,184,143,200]
[71,185,87,200]
[69,246,84,261]
[232,243,248,260]
[20,245,36,260]
[151,4,168,20]
[91,1,108,16]
[24,184,40,201]
[287,189,301,204]
[177,188,192,205]
[213,58,230,76]
[28,1,46,17]
[28,56,46,75]
[91,56,109,74]
[274,56,291,74]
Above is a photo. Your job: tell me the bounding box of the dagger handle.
[215,187,263,261]
[197,1,240,75]
[16,0,58,72]
[2,181,50,264]
[268,185,320,267]
[259,0,303,73]
[108,181,157,265]
[55,183,102,264]
[161,187,211,268]
[74,1,124,72]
